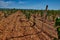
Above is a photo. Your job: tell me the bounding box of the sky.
[0,0,60,10]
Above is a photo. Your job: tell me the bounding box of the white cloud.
[0,1,9,7]
[0,1,15,7]
[18,1,26,4]
[0,1,26,7]
[6,1,13,3]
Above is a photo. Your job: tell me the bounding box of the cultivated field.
[0,9,59,40]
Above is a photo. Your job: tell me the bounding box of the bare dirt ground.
[0,11,58,40]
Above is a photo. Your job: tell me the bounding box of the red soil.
[0,11,58,40]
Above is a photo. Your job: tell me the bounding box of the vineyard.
[0,8,60,40]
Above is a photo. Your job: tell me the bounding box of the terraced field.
[0,11,58,40]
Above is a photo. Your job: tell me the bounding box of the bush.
[57,27,60,39]
[55,18,60,26]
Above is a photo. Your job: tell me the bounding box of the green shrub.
[55,18,60,26]
[57,27,60,39]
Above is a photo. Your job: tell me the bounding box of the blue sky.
[0,0,60,10]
